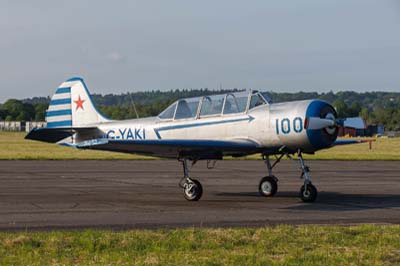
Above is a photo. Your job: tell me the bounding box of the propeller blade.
[306,117,335,130]
[337,117,366,129]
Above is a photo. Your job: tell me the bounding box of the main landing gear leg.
[298,151,318,202]
[179,159,203,201]
[258,155,282,197]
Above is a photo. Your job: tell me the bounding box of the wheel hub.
[261,182,272,194]
[184,182,196,197]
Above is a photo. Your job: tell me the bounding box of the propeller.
[305,117,335,130]
[305,116,366,131]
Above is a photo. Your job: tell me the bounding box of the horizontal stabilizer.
[25,127,97,143]
[25,128,73,143]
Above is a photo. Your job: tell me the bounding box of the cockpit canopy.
[158,90,271,120]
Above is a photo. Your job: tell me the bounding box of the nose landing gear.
[298,151,317,202]
[258,152,318,202]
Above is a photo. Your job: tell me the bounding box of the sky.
[1,0,400,102]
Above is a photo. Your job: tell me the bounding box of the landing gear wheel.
[183,179,203,201]
[258,176,278,197]
[300,183,318,202]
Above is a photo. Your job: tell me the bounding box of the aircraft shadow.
[215,191,400,211]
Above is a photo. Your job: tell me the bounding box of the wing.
[333,139,375,146]
[70,138,261,159]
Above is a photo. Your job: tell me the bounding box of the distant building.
[338,127,356,137]
[338,117,366,137]
[365,125,385,137]
[338,117,386,137]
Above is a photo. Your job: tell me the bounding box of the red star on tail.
[74,95,85,111]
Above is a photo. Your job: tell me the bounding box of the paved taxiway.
[0,160,399,230]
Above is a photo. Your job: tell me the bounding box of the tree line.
[1,90,399,130]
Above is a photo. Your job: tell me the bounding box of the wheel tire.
[300,183,318,203]
[183,179,203,201]
[258,176,278,197]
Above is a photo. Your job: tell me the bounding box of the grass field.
[0,131,399,160]
[0,225,399,266]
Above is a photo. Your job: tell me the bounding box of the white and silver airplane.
[26,77,368,202]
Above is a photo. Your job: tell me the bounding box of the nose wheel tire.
[258,176,278,197]
[183,179,203,201]
[300,183,318,202]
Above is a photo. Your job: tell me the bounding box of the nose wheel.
[300,183,318,202]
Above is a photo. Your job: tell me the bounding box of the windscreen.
[158,103,176,119]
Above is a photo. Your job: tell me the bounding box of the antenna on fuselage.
[128,92,140,119]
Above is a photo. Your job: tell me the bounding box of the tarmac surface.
[0,160,400,230]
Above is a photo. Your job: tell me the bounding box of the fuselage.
[76,98,338,156]
[33,78,338,158]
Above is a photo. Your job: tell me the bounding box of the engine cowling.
[304,100,338,151]
[270,100,338,153]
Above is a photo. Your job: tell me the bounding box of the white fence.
[25,122,46,132]
[0,121,23,131]
[0,121,46,132]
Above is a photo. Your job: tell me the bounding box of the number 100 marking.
[275,117,303,135]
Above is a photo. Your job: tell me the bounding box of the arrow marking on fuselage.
[153,116,254,139]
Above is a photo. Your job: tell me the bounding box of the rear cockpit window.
[223,93,248,114]
[200,95,225,116]
[174,98,200,120]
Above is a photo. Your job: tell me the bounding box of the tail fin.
[46,77,110,128]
